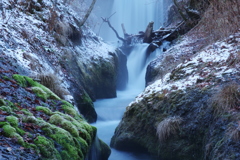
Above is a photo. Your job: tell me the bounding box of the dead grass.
[226,121,240,141]
[48,8,58,32]
[211,82,240,115]
[192,0,240,43]
[35,73,69,99]
[156,116,183,142]
[226,52,240,69]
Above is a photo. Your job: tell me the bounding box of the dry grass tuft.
[193,0,240,43]
[226,122,240,141]
[226,52,240,69]
[156,116,183,142]
[35,73,69,99]
[211,82,240,115]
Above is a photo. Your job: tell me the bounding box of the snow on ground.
[131,33,240,105]
[0,0,116,73]
[0,0,117,104]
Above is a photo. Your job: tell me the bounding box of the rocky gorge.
[0,0,240,160]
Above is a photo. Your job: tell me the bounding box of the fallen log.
[143,21,154,43]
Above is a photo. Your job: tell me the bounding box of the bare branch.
[79,0,97,27]
[101,14,126,43]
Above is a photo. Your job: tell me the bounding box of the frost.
[132,32,240,104]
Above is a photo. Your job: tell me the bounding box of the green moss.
[61,105,77,116]
[0,106,12,113]
[52,112,93,143]
[13,74,60,100]
[6,116,19,127]
[48,126,82,160]
[32,87,48,101]
[36,106,53,115]
[0,99,6,106]
[21,115,37,123]
[16,127,26,136]
[81,91,93,104]
[3,75,10,80]
[0,122,9,127]
[34,136,61,159]
[12,74,28,87]
[15,105,95,160]
[75,137,88,155]
[61,100,73,107]
[3,125,24,145]
[49,114,79,137]
[21,109,33,116]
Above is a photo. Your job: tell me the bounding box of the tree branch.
[101,15,126,43]
[79,0,97,27]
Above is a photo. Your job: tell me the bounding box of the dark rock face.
[62,50,118,101]
[111,81,240,160]
[69,82,97,123]
[86,138,111,160]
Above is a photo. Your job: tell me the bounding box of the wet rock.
[69,82,97,123]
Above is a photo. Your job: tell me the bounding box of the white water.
[94,0,172,41]
[93,45,162,160]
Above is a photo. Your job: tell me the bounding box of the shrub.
[156,116,183,142]
[211,82,240,115]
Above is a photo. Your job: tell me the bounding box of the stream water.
[91,1,172,159]
[93,44,162,160]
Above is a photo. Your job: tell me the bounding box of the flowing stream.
[93,44,162,160]
[91,1,172,159]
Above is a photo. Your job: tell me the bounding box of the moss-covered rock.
[36,106,53,115]
[13,74,60,101]
[0,105,13,113]
[0,73,109,160]
[0,99,6,106]
[6,116,19,127]
[111,81,240,160]
[34,136,61,159]
[3,124,25,145]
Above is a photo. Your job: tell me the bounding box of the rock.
[0,69,104,160]
[111,33,240,159]
[69,82,97,123]
[111,82,240,159]
[61,48,118,101]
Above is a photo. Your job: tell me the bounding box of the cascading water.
[93,45,163,160]
[91,0,172,159]
[94,0,172,41]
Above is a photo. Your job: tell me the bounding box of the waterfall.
[90,0,172,159]
[93,46,162,160]
[94,0,172,41]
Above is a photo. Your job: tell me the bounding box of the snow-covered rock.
[111,32,240,160]
[0,0,123,122]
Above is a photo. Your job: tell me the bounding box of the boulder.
[111,33,240,159]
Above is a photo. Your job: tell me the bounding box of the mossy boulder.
[34,136,61,159]
[2,124,25,145]
[13,74,60,101]
[0,74,110,160]
[111,82,240,160]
